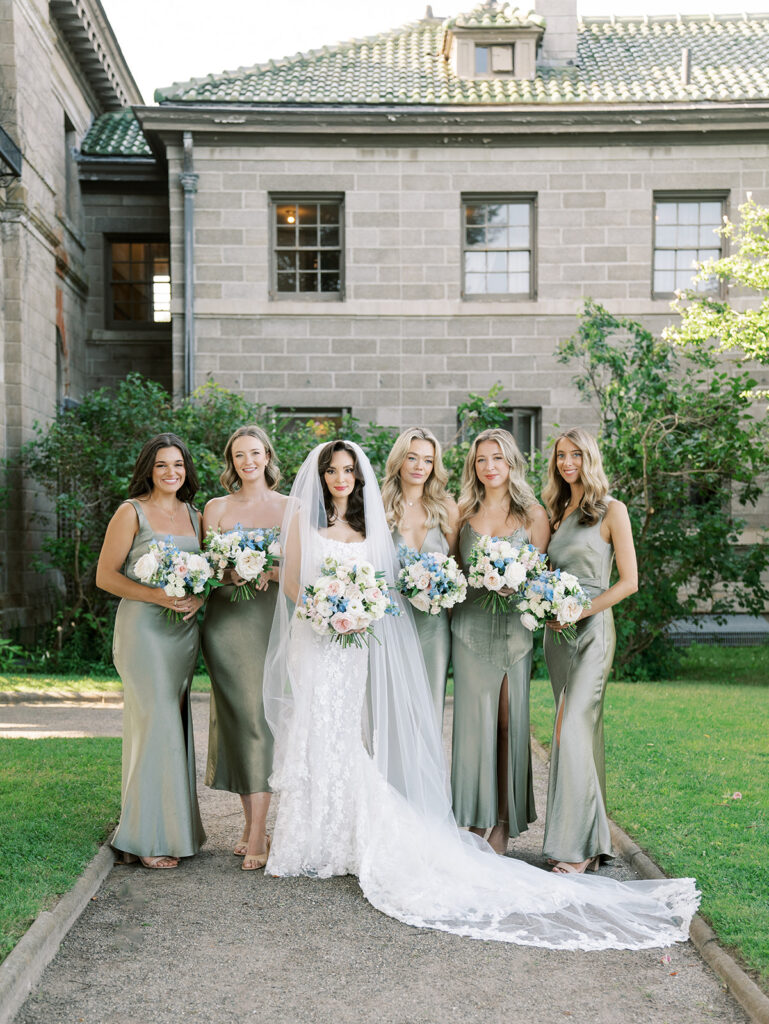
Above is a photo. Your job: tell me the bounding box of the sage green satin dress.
[543,509,616,863]
[450,524,536,838]
[111,500,206,859]
[392,524,451,726]
[202,563,277,795]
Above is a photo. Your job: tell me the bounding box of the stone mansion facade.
[2,0,769,630]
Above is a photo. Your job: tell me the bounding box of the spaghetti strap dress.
[450,523,536,838]
[111,499,206,858]
[202,544,277,795]
[392,523,451,727]
[543,507,616,863]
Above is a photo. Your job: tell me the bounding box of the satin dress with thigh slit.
[450,523,536,838]
[543,508,616,863]
[111,499,206,859]
[392,524,451,728]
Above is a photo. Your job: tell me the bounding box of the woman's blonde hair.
[381,427,453,534]
[219,425,280,493]
[542,427,609,528]
[457,428,537,527]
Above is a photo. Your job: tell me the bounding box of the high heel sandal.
[242,835,271,871]
[552,856,600,875]
[488,819,509,856]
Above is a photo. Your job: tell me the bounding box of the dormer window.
[475,43,514,76]
[442,3,544,81]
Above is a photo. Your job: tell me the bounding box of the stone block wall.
[162,134,769,540]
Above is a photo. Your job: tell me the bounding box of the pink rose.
[325,579,344,598]
[364,587,383,603]
[330,611,355,634]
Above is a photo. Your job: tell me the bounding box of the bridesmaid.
[201,426,287,871]
[382,428,459,726]
[542,428,637,874]
[96,433,206,869]
[451,428,549,854]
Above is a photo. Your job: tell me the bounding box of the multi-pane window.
[108,240,170,324]
[272,197,343,298]
[475,44,514,76]
[274,407,350,435]
[652,194,726,297]
[463,197,535,298]
[459,407,541,461]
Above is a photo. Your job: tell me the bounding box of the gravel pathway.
[7,697,747,1024]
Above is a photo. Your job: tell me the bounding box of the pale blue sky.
[100,0,769,104]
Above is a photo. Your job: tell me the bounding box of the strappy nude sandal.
[242,835,271,871]
[552,856,599,874]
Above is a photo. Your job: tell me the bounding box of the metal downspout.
[179,132,199,397]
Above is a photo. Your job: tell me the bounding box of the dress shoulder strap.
[185,503,201,541]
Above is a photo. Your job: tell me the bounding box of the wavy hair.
[381,427,452,534]
[543,427,609,528]
[219,425,280,493]
[127,433,198,504]
[317,440,366,537]
[457,428,537,528]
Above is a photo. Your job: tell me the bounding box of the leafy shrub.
[559,300,769,678]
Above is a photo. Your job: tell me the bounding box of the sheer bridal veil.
[263,441,700,950]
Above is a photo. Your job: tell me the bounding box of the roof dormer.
[442,3,545,82]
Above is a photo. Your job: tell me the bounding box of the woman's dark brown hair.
[127,433,199,504]
[317,440,366,537]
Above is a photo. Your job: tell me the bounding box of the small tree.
[560,300,769,678]
[664,196,769,375]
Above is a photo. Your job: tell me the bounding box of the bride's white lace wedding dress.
[266,529,699,950]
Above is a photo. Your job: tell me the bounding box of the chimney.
[536,0,578,65]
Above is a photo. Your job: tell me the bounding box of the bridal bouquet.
[518,568,592,643]
[466,535,547,614]
[133,539,215,622]
[396,545,467,615]
[297,555,401,648]
[204,525,281,601]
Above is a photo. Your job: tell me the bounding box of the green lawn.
[529,650,769,989]
[0,671,211,694]
[0,738,122,962]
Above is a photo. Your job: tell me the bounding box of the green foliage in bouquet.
[560,300,769,678]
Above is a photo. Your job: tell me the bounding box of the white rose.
[410,591,431,613]
[133,551,158,582]
[503,562,526,590]
[186,553,211,576]
[521,612,539,632]
[560,572,579,589]
[498,541,515,559]
[235,548,267,581]
[557,595,583,624]
[483,570,503,591]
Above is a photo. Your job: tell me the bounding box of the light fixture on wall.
[287,214,296,223]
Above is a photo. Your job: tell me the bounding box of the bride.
[263,440,700,949]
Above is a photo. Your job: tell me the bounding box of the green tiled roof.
[445,3,544,30]
[155,10,769,105]
[80,111,152,157]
